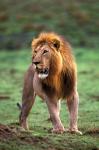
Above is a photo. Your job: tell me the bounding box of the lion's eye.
[43,50,48,54]
[34,50,37,53]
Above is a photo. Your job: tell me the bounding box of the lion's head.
[32,32,63,80]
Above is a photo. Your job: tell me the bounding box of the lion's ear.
[53,39,60,51]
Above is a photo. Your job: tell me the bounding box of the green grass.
[0,48,99,150]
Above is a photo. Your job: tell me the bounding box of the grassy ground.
[0,48,99,150]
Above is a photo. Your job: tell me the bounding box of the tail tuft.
[17,103,22,110]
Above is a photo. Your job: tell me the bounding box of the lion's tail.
[17,103,22,110]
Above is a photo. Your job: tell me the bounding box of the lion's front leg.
[46,98,64,134]
[47,100,61,121]
[66,91,82,135]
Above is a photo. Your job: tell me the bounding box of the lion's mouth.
[37,68,49,79]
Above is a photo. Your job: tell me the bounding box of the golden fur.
[32,32,77,99]
[19,32,82,134]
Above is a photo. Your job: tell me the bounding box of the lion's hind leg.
[19,66,35,130]
[19,92,36,130]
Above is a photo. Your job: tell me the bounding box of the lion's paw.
[66,128,82,135]
[52,126,65,134]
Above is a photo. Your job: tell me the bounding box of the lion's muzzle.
[37,68,49,79]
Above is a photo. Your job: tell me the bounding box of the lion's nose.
[33,61,40,65]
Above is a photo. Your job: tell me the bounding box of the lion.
[18,32,82,134]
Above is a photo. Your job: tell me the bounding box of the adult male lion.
[19,32,82,134]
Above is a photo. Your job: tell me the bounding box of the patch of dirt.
[0,123,58,150]
[90,94,99,101]
[0,124,17,140]
[0,123,50,145]
[0,123,59,150]
[84,128,99,136]
[1,123,98,150]
[0,95,10,100]
[19,135,49,145]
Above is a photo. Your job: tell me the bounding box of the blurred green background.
[0,0,99,150]
[0,0,99,50]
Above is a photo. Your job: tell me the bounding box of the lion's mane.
[32,32,77,99]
